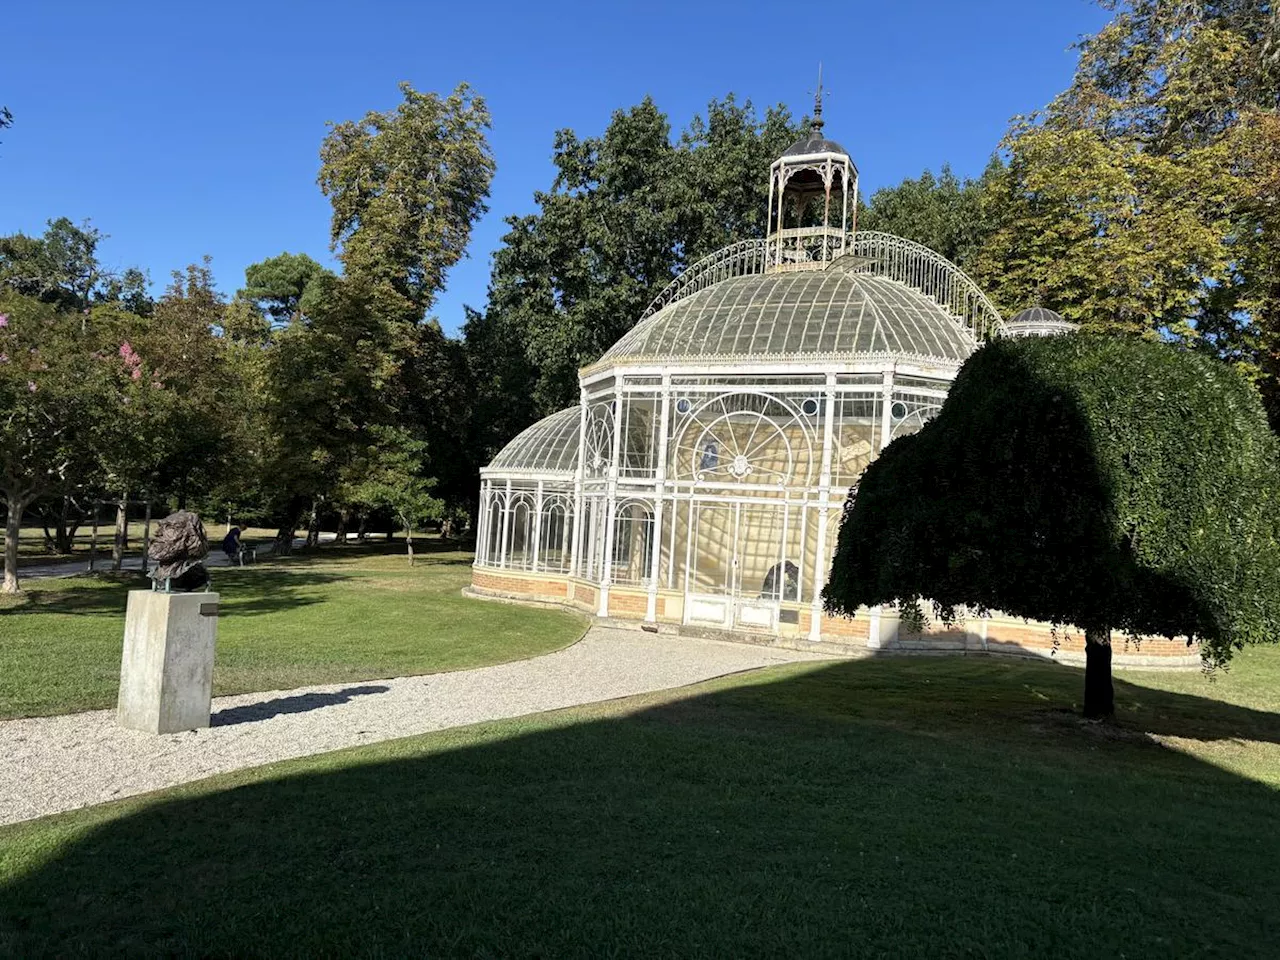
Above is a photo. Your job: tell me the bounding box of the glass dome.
[1005,306,1078,338]
[588,267,978,373]
[486,406,580,475]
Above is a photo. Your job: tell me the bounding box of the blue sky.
[2,0,1109,334]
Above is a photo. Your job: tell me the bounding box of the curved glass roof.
[485,405,580,475]
[591,270,977,371]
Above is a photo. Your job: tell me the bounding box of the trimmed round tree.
[824,334,1280,718]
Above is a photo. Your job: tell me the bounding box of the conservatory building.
[469,109,1195,664]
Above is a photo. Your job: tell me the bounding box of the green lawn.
[0,541,586,719]
[2,646,1278,956]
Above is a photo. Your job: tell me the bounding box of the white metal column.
[809,373,838,641]
[531,480,544,573]
[646,380,671,622]
[498,479,512,570]
[879,368,894,452]
[570,393,588,579]
[475,481,488,566]
[598,381,624,617]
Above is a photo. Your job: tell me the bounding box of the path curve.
[0,627,829,826]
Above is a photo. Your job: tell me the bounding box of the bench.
[227,539,280,566]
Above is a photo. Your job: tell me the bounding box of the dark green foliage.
[470,96,801,423]
[0,218,106,312]
[240,252,332,327]
[825,334,1280,668]
[858,160,1002,269]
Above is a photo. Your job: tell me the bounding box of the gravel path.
[0,627,829,826]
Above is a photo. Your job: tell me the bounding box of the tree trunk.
[89,502,99,573]
[335,508,349,545]
[40,513,57,553]
[3,494,24,594]
[111,494,128,572]
[141,500,152,576]
[1083,627,1115,720]
[274,521,295,557]
[305,500,320,549]
[52,494,83,554]
[356,514,367,542]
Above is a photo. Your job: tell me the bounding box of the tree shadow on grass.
[2,656,1279,957]
[298,537,476,568]
[0,568,354,620]
[211,570,350,618]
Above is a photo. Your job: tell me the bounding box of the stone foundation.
[467,567,1201,668]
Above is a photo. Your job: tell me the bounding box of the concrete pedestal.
[117,590,219,734]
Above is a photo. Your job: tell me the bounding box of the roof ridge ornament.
[812,63,825,134]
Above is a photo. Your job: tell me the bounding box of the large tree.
[314,83,495,534]
[0,218,108,314]
[239,252,333,329]
[825,334,1280,718]
[318,82,495,320]
[0,294,118,592]
[467,96,801,466]
[970,1,1280,420]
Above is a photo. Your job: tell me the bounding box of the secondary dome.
[588,267,978,372]
[1005,306,1077,338]
[487,405,580,475]
[781,131,848,157]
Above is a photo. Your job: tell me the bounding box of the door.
[684,502,734,628]
[682,501,787,632]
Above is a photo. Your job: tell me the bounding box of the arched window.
[485,498,503,567]
[539,499,572,574]
[612,500,654,586]
[508,496,534,570]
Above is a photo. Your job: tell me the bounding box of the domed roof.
[485,406,580,475]
[589,269,978,372]
[1005,306,1077,338]
[781,132,848,157]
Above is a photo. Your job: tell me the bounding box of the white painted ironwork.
[472,100,1021,644]
[638,239,770,323]
[841,231,1005,344]
[1004,306,1078,338]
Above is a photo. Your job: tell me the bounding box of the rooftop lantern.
[766,70,858,272]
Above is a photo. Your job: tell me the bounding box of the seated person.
[221,526,242,560]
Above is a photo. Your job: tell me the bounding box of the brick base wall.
[469,567,1198,664]
[798,610,871,641]
[471,570,569,601]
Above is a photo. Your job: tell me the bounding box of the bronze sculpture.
[147,510,211,592]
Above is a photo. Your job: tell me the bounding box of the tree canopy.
[464,95,802,464]
[859,162,999,270]
[825,334,1280,715]
[965,1,1280,421]
[319,82,495,320]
